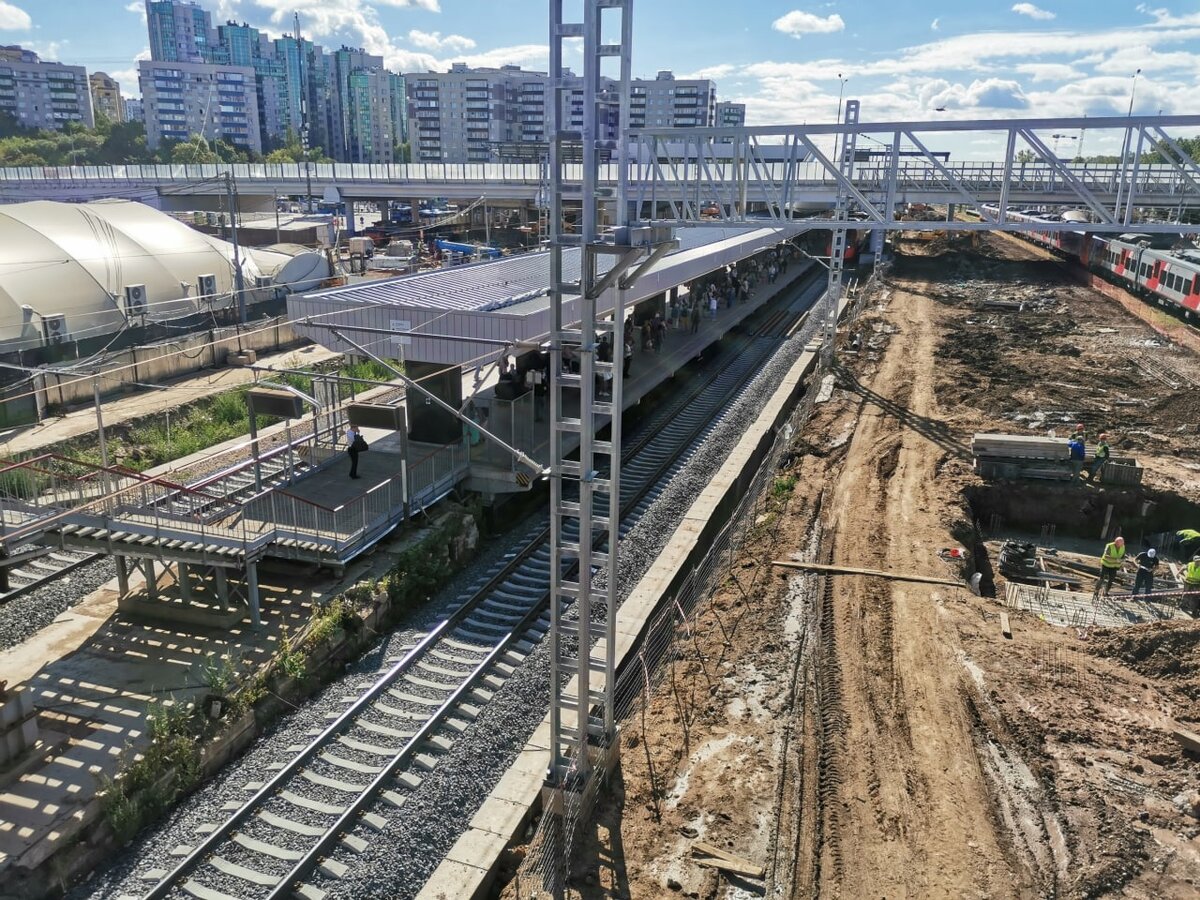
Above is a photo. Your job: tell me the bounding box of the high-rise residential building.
[329,47,384,161]
[629,70,715,129]
[405,65,726,163]
[716,101,746,128]
[0,48,93,131]
[146,0,214,64]
[389,72,407,145]
[124,97,144,123]
[346,68,400,163]
[139,60,261,154]
[90,72,126,123]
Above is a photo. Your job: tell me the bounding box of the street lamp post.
[834,73,849,159]
[1115,68,1141,221]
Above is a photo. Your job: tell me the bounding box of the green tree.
[1144,135,1200,165]
[97,121,152,165]
[394,140,411,163]
[1015,149,1036,164]
[171,135,218,164]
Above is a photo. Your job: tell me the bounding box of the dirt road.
[818,285,1032,896]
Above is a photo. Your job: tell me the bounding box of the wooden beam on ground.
[999,611,1012,639]
[1172,725,1200,754]
[690,842,765,880]
[771,560,963,588]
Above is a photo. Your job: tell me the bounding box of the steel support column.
[545,0,633,848]
[822,100,860,367]
[246,560,262,628]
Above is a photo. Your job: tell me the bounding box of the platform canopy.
[290,225,806,366]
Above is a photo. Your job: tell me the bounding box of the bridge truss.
[627,113,1200,233]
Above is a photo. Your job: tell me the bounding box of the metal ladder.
[547,0,632,794]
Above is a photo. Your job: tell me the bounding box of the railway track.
[135,274,825,900]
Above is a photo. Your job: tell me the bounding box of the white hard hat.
[1147,548,1156,557]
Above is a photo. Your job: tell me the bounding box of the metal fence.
[515,268,886,895]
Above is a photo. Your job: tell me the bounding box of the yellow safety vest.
[1185,561,1200,586]
[1100,542,1125,569]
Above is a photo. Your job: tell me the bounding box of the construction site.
[535,228,1200,899]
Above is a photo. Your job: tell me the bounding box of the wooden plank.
[690,844,765,880]
[771,560,962,588]
[999,612,1012,639]
[1172,726,1200,754]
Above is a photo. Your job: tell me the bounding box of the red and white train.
[979,205,1200,321]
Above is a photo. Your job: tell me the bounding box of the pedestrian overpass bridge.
[1,157,1197,210]
[0,114,1195,232]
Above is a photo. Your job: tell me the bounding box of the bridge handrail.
[1,159,1192,189]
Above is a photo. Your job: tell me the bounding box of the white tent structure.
[0,199,328,354]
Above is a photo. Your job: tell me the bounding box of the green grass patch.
[1,357,402,482]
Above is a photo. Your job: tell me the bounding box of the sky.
[4,0,1200,159]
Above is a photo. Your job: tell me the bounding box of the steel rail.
[140,266,823,900]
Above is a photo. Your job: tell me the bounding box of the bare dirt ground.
[543,232,1200,899]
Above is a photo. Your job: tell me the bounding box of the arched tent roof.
[0,199,294,353]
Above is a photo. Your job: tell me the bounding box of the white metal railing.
[244,439,468,560]
[0,160,1195,196]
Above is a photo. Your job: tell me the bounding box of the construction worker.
[1183,556,1200,616]
[1132,547,1159,596]
[1097,536,1126,595]
[1087,433,1111,483]
[1067,435,1086,483]
[1178,528,1200,559]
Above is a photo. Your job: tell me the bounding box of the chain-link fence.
[512,265,888,898]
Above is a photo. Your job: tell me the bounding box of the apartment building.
[90,72,126,123]
[716,101,746,128]
[146,0,213,64]
[140,1,404,161]
[139,59,261,154]
[406,65,721,163]
[629,70,715,129]
[0,48,93,132]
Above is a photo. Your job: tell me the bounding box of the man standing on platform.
[346,425,366,480]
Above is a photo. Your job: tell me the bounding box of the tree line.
[0,113,416,167]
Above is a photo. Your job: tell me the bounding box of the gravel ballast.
[72,275,825,900]
[0,556,115,651]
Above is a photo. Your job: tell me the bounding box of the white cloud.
[771,10,845,39]
[110,48,151,94]
[930,18,940,31]
[125,0,146,23]
[1014,62,1085,82]
[408,29,475,52]
[25,39,66,61]
[0,1,30,30]
[924,77,1030,110]
[681,63,738,80]
[1012,3,1056,21]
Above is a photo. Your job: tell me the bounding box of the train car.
[1137,248,1200,316]
[1092,236,1144,286]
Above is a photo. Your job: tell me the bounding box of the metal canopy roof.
[302,226,774,314]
